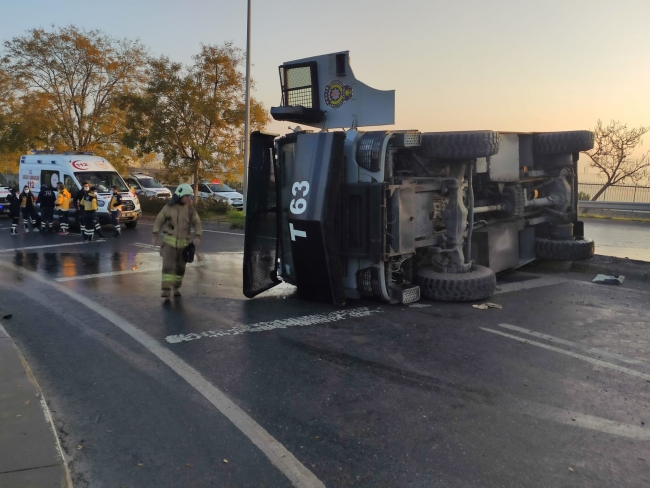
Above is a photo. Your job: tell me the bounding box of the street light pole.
[242,0,252,215]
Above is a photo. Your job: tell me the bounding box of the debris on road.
[593,274,625,285]
[472,303,503,310]
[2,314,12,319]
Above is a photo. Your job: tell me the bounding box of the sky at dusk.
[1,0,649,142]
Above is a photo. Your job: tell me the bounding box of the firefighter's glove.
[193,236,201,247]
[151,234,158,248]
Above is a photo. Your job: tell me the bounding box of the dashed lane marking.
[480,327,650,381]
[493,277,568,295]
[0,241,100,253]
[165,307,383,343]
[498,323,650,368]
[54,262,206,282]
[513,398,650,441]
[0,260,325,488]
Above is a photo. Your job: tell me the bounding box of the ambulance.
[19,151,142,228]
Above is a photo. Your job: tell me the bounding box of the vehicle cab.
[0,173,12,216]
[18,151,142,228]
[125,173,172,199]
[194,180,243,209]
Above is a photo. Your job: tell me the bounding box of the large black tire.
[534,237,595,261]
[416,265,497,302]
[125,221,138,229]
[533,131,594,155]
[416,131,500,160]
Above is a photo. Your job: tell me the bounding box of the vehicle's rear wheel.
[533,131,594,155]
[416,264,496,301]
[534,237,594,261]
[416,131,500,160]
[125,221,138,229]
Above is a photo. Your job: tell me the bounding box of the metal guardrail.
[579,201,650,212]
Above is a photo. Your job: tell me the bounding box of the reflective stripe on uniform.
[162,234,190,248]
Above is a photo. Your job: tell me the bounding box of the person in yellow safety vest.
[151,184,202,299]
[82,186,107,242]
[108,186,123,238]
[55,182,72,235]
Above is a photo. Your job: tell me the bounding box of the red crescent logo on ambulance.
[71,160,89,170]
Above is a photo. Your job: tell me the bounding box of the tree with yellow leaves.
[1,25,148,173]
[122,43,270,198]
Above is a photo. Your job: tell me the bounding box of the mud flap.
[243,132,281,298]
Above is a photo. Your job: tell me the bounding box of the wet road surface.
[584,218,650,261]
[0,218,649,487]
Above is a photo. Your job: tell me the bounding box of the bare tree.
[582,120,650,201]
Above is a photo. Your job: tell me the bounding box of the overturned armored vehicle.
[244,51,595,305]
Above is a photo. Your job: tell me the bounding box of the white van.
[19,151,142,228]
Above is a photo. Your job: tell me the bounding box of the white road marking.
[131,242,158,250]
[54,262,205,282]
[202,229,245,236]
[166,307,382,344]
[0,261,324,488]
[0,241,97,253]
[493,277,568,295]
[480,327,650,381]
[409,303,431,308]
[138,220,243,237]
[498,323,649,367]
[514,398,650,441]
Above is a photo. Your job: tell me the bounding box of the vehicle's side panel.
[243,132,282,298]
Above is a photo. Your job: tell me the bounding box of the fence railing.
[579,201,650,212]
[577,179,650,203]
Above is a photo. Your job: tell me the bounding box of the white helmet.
[175,183,193,198]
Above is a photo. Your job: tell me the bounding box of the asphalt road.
[0,217,649,487]
[584,218,650,261]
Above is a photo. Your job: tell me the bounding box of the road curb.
[0,323,73,488]
[530,255,650,282]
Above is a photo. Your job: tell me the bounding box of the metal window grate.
[356,132,386,172]
[357,267,382,298]
[279,62,319,110]
[287,87,312,108]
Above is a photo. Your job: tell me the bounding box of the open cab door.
[243,132,281,298]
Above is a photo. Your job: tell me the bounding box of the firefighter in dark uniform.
[19,185,38,233]
[38,183,57,234]
[73,181,89,236]
[82,186,107,242]
[7,188,21,235]
[108,185,122,238]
